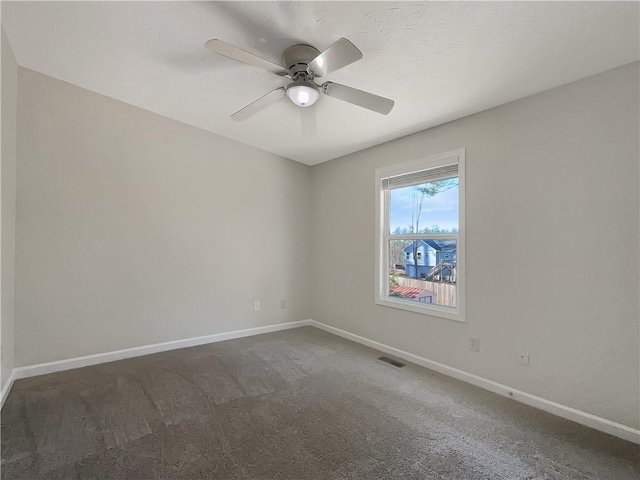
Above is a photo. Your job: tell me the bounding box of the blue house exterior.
[403,239,456,281]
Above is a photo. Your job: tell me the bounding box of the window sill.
[375,297,465,322]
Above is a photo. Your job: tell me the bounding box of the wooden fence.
[396,276,457,307]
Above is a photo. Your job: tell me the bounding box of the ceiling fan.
[204,37,395,135]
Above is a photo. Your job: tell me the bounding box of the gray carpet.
[1,326,638,479]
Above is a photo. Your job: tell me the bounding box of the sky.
[389,180,459,233]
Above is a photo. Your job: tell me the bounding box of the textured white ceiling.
[2,1,639,165]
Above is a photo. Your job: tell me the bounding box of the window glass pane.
[388,239,457,309]
[388,178,459,234]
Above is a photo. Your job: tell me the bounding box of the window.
[375,149,465,321]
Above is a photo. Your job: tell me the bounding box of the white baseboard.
[4,318,638,445]
[1,369,17,409]
[308,320,640,445]
[10,320,312,383]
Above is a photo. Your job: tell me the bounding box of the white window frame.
[375,149,465,322]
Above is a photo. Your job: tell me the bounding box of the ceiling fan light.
[286,84,319,107]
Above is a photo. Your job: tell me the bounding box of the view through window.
[376,152,464,319]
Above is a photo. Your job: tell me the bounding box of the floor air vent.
[378,356,406,368]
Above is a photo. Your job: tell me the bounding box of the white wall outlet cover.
[253,300,261,312]
[469,337,480,352]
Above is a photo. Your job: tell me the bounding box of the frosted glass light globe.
[286,84,319,107]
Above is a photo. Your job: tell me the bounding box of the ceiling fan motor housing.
[282,44,321,107]
[283,44,321,77]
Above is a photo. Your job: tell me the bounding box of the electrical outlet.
[280,300,286,309]
[469,337,480,352]
[254,300,260,312]
[516,348,529,366]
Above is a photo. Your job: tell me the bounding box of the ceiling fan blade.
[300,106,317,138]
[231,88,286,121]
[308,38,363,77]
[322,82,394,115]
[205,39,289,76]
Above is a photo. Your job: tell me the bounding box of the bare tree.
[409,180,457,278]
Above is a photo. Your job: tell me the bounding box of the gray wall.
[1,27,18,389]
[15,68,310,366]
[310,62,640,429]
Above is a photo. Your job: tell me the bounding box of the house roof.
[391,286,435,299]
[402,239,456,253]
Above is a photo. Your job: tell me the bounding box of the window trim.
[375,149,465,322]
